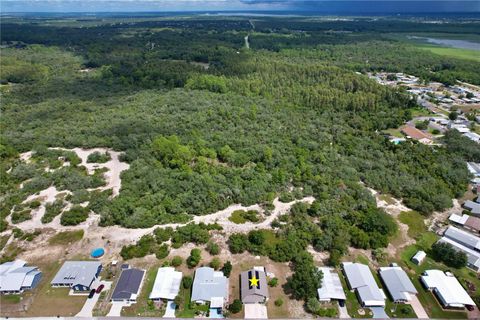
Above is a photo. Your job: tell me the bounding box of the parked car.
[88,289,96,299]
[96,284,105,293]
[339,300,345,307]
[466,305,474,311]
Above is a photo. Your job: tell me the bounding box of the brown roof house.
[240,268,269,304]
[401,125,433,145]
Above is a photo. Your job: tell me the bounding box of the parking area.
[244,304,268,319]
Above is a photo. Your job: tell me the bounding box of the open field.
[417,46,480,62]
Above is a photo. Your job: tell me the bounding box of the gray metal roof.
[240,269,269,303]
[51,261,101,288]
[444,226,480,250]
[112,268,145,300]
[379,267,417,301]
[191,267,228,303]
[464,200,480,215]
[343,263,384,303]
[0,260,40,292]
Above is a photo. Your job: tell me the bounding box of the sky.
[1,0,479,13]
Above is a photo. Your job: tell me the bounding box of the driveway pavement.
[244,303,268,319]
[107,301,130,317]
[371,306,389,319]
[163,301,176,318]
[408,295,429,319]
[338,304,349,318]
[75,281,112,317]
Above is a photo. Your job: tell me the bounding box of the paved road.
[76,281,112,317]
[408,295,429,319]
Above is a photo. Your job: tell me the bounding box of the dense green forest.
[1,16,479,264]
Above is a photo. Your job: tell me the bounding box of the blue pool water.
[91,248,105,258]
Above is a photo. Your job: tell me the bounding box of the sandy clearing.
[50,147,129,197]
[19,151,33,163]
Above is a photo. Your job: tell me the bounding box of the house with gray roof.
[464,200,480,215]
[191,267,228,308]
[444,226,480,251]
[51,261,102,291]
[240,268,269,304]
[0,260,42,294]
[111,268,145,302]
[342,262,385,307]
[379,265,417,302]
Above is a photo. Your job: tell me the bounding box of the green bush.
[274,298,283,307]
[87,151,111,163]
[187,248,202,268]
[171,256,183,267]
[60,206,89,226]
[228,299,242,314]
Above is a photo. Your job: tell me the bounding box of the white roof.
[0,260,40,292]
[449,214,469,225]
[421,270,475,306]
[210,297,224,308]
[317,267,346,301]
[412,251,426,262]
[149,267,182,300]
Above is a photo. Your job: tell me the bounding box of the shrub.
[306,297,321,314]
[87,151,111,163]
[274,298,283,307]
[182,276,193,289]
[206,241,220,255]
[228,299,242,314]
[210,257,221,270]
[268,277,278,287]
[171,256,183,267]
[60,206,89,226]
[155,244,170,260]
[154,227,173,243]
[222,261,233,277]
[42,200,64,223]
[187,248,202,268]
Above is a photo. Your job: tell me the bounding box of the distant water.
[410,36,480,51]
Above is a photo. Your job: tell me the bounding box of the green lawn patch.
[398,211,427,239]
[228,210,260,224]
[1,295,21,304]
[48,230,84,245]
[418,46,480,62]
[176,280,209,318]
[122,267,165,317]
[385,300,416,318]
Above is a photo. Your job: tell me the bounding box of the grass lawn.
[22,260,87,317]
[121,266,166,317]
[398,243,473,319]
[417,46,480,62]
[1,295,22,304]
[48,230,84,245]
[410,107,433,117]
[398,211,427,239]
[228,210,261,224]
[175,282,208,318]
[383,128,404,138]
[385,299,416,318]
